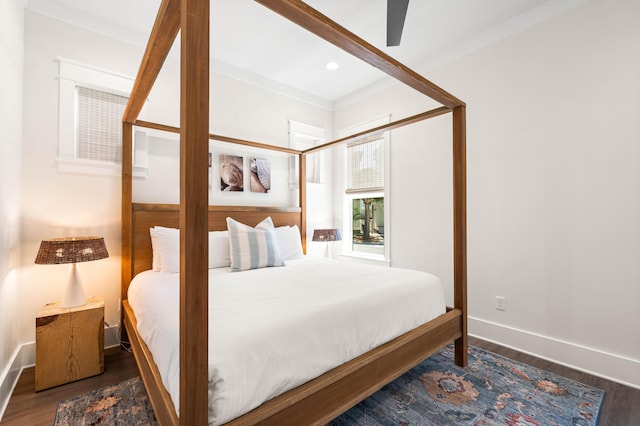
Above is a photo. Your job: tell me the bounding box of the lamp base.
[61,263,87,308]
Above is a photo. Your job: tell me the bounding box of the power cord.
[120,340,133,352]
[104,321,133,352]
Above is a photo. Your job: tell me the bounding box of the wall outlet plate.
[495,296,507,311]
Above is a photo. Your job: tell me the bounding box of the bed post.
[453,106,468,367]
[300,152,307,253]
[121,122,133,329]
[179,0,210,424]
[121,0,180,302]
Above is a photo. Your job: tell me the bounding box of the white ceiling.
[25,0,585,107]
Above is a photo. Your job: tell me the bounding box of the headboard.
[128,202,303,285]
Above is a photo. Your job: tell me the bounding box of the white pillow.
[275,225,304,260]
[149,227,231,272]
[150,226,180,273]
[226,217,285,272]
[150,227,162,271]
[209,231,231,268]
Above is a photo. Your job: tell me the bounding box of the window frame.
[339,115,391,265]
[56,58,146,176]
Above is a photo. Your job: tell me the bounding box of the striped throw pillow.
[226,217,285,271]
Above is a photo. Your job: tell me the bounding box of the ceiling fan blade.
[387,0,409,47]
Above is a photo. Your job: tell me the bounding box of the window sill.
[57,158,147,177]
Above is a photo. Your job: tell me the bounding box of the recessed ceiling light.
[326,61,339,71]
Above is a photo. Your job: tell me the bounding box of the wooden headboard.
[128,203,303,284]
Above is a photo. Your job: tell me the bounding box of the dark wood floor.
[1,346,139,426]
[2,338,638,425]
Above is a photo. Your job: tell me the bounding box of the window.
[346,135,384,193]
[288,120,326,186]
[57,58,146,176]
[346,134,386,257]
[351,196,384,255]
[340,116,390,263]
[76,87,128,164]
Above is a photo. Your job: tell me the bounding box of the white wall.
[17,10,333,360]
[334,0,640,387]
[134,70,333,207]
[0,0,24,417]
[20,10,145,349]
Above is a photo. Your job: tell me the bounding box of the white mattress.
[127,257,446,425]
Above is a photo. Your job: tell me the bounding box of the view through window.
[351,197,384,255]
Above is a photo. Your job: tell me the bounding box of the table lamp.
[35,236,109,308]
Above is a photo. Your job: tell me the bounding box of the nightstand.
[35,296,104,391]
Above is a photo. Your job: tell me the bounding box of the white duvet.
[127,257,445,425]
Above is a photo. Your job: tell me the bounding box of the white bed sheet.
[127,257,446,425]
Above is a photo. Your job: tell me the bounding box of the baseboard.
[0,342,35,422]
[469,316,640,390]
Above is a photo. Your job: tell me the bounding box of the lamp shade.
[35,236,109,309]
[312,228,342,242]
[35,236,109,265]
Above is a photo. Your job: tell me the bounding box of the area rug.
[329,344,604,425]
[54,376,156,425]
[54,345,605,425]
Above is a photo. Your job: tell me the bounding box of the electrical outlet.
[495,296,506,311]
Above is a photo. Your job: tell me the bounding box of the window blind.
[75,87,128,164]
[346,134,385,193]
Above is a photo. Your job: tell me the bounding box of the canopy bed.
[120,0,467,425]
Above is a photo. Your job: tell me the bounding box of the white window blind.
[346,134,385,193]
[75,87,128,164]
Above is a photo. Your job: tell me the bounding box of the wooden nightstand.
[35,296,105,391]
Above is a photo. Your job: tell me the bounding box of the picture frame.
[250,157,271,193]
[219,153,244,192]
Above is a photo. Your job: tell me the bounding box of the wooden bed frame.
[120,0,467,425]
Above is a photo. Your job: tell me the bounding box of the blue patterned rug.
[54,345,604,425]
[330,344,604,425]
